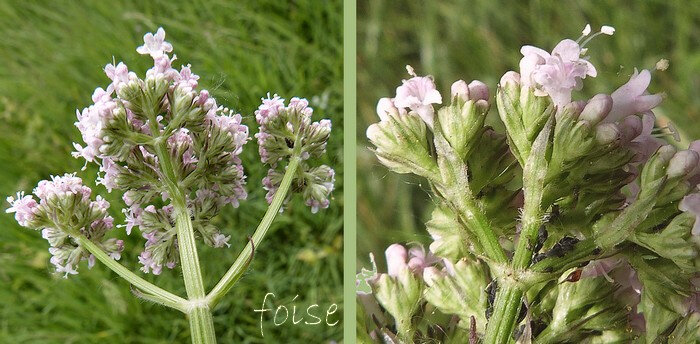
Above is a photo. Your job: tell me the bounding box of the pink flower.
[385,243,437,277]
[393,71,442,126]
[519,39,596,108]
[255,94,285,125]
[97,158,120,192]
[406,245,439,275]
[212,233,231,248]
[176,64,199,91]
[104,62,133,92]
[136,27,173,58]
[6,192,39,227]
[606,69,663,123]
[146,54,178,81]
[122,205,144,235]
[33,173,91,202]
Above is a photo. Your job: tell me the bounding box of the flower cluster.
[361,24,700,343]
[7,27,334,278]
[69,27,254,274]
[255,95,335,213]
[6,174,123,277]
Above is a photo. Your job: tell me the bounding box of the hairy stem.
[155,139,216,344]
[485,120,552,344]
[76,235,187,312]
[207,154,302,307]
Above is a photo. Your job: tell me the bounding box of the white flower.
[136,27,173,58]
[519,39,596,108]
[393,71,442,126]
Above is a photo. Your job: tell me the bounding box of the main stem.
[485,154,547,343]
[174,204,217,344]
[155,140,216,344]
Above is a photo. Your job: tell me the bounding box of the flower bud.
[641,145,677,186]
[366,112,436,177]
[386,244,408,277]
[376,98,402,121]
[667,150,700,180]
[579,94,612,125]
[450,80,469,101]
[499,71,521,88]
[422,266,444,285]
[468,80,489,101]
[595,123,621,145]
[437,89,488,159]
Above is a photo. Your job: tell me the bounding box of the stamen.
[582,24,592,36]
[655,59,669,71]
[576,24,592,43]
[580,25,615,48]
[406,65,417,77]
[600,25,615,35]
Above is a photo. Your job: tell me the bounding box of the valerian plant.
[358,24,700,343]
[5,28,334,344]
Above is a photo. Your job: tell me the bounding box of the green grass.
[0,1,343,343]
[357,0,700,269]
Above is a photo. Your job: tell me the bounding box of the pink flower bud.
[467,80,489,101]
[450,80,469,100]
[579,94,612,125]
[385,244,408,277]
[667,150,700,179]
[499,71,521,87]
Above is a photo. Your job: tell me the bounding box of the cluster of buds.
[255,95,335,213]
[6,174,123,277]
[361,24,700,343]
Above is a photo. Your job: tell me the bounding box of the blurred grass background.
[357,0,700,269]
[0,1,342,343]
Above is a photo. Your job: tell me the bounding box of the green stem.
[188,305,217,344]
[76,235,187,312]
[154,139,216,344]
[485,121,550,344]
[447,192,507,263]
[207,155,302,307]
[484,286,523,344]
[172,178,217,344]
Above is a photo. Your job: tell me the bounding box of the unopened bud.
[667,150,700,179]
[450,80,469,101]
[499,71,521,87]
[579,94,612,125]
[422,266,443,285]
[376,98,398,121]
[467,80,489,101]
[386,244,408,277]
[595,123,621,145]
